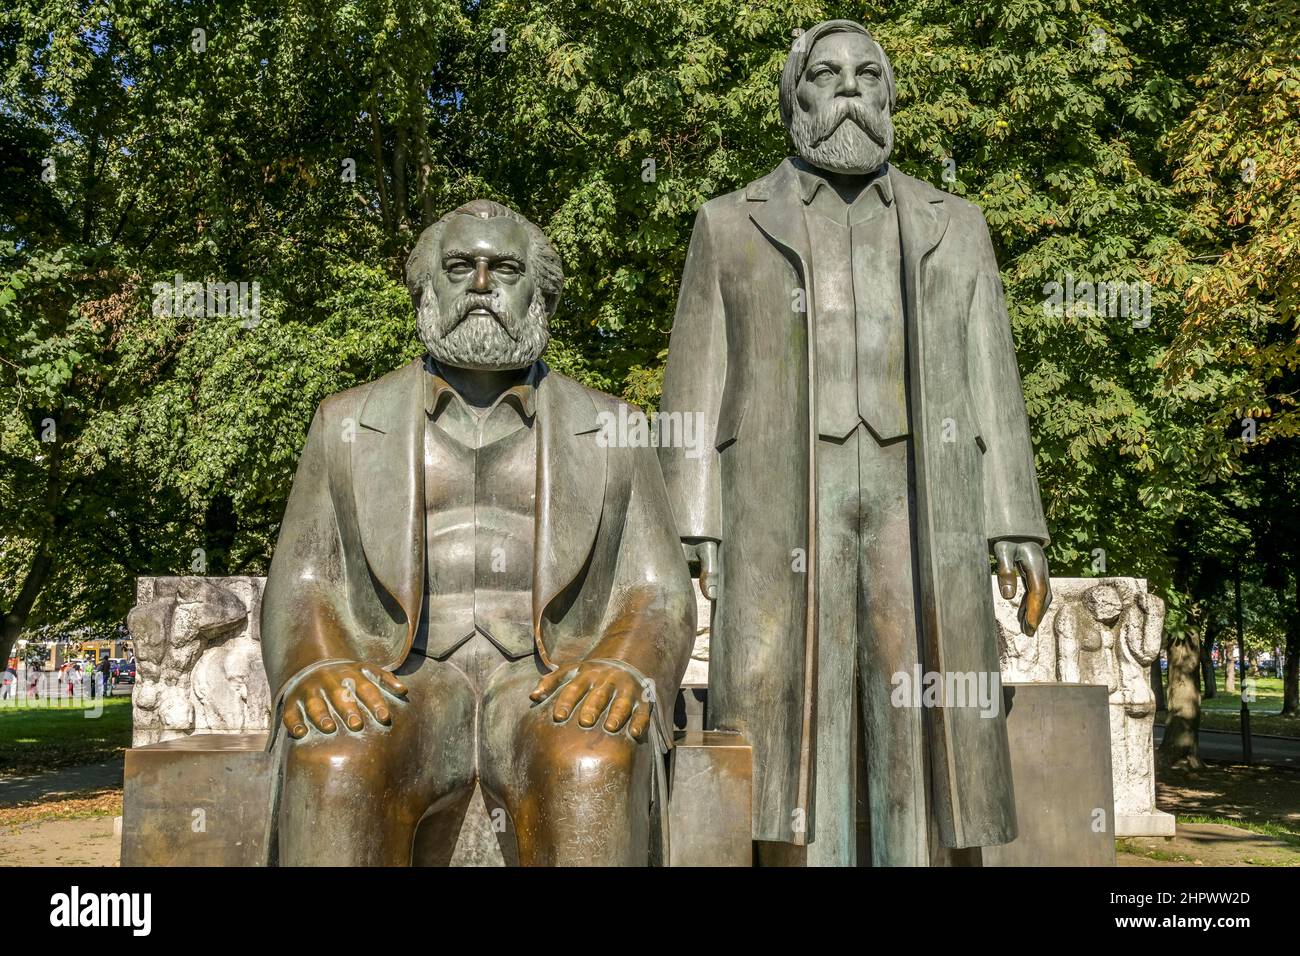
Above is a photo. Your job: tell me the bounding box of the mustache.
[442,292,520,340]
[807,98,890,148]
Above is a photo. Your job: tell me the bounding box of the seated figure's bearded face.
[415,214,550,371]
[789,31,894,175]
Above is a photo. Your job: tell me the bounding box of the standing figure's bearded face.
[788,32,894,176]
[414,214,551,371]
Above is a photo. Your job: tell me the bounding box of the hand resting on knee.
[282,661,408,739]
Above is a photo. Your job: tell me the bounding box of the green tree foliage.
[0,0,1295,686]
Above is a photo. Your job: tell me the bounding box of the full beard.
[789,99,894,175]
[416,291,550,371]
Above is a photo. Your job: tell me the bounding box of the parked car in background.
[113,658,136,686]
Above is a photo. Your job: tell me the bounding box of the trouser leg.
[805,431,861,867]
[277,652,476,866]
[857,432,930,866]
[480,657,655,867]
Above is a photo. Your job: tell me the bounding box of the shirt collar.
[423,356,540,421]
[793,160,893,207]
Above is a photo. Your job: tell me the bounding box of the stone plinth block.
[668,730,752,867]
[121,733,274,867]
[983,683,1116,867]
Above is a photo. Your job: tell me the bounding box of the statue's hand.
[281,661,408,739]
[993,539,1053,637]
[682,539,719,600]
[529,661,652,739]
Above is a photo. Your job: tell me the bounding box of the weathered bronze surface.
[120,733,274,867]
[262,199,694,866]
[659,20,1053,863]
[983,684,1117,867]
[668,730,753,867]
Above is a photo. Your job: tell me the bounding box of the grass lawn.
[1159,673,1300,738]
[0,695,133,776]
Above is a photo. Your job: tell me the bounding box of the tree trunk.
[1200,622,1217,698]
[1284,565,1300,716]
[1159,628,1204,769]
[1224,638,1237,693]
[1150,657,1166,712]
[1,439,64,668]
[1,545,56,670]
[203,493,238,576]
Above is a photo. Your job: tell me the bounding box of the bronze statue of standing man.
[659,20,1053,866]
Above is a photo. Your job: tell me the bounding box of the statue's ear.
[543,289,562,317]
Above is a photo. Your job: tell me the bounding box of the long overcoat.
[659,159,1049,847]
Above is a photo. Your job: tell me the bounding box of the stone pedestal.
[983,683,1117,867]
[994,576,1174,837]
[668,730,752,867]
[121,733,274,867]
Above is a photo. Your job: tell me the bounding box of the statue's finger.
[628,704,652,740]
[355,680,391,725]
[1018,550,1049,633]
[551,675,592,721]
[369,668,408,699]
[283,700,309,738]
[529,667,565,702]
[604,695,634,733]
[993,541,1018,599]
[324,675,365,731]
[578,681,616,728]
[304,694,336,734]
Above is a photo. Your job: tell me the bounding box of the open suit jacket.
[261,358,695,723]
[658,159,1050,848]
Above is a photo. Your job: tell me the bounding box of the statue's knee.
[523,718,640,790]
[282,729,389,788]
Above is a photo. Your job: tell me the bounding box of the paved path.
[1155,726,1300,769]
[0,757,124,807]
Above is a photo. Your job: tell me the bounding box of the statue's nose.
[472,258,491,292]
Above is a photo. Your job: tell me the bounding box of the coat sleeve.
[658,203,726,543]
[587,443,697,703]
[260,402,357,699]
[967,215,1050,546]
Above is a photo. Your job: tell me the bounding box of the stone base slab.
[1116,811,1177,838]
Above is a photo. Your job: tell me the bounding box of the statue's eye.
[494,260,522,277]
[445,260,473,277]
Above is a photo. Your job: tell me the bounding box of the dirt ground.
[0,815,120,866]
[1119,823,1298,866]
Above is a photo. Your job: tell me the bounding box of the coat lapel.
[747,159,814,290]
[351,358,426,642]
[894,171,950,312]
[531,367,607,666]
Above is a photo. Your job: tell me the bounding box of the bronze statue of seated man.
[260,199,694,866]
